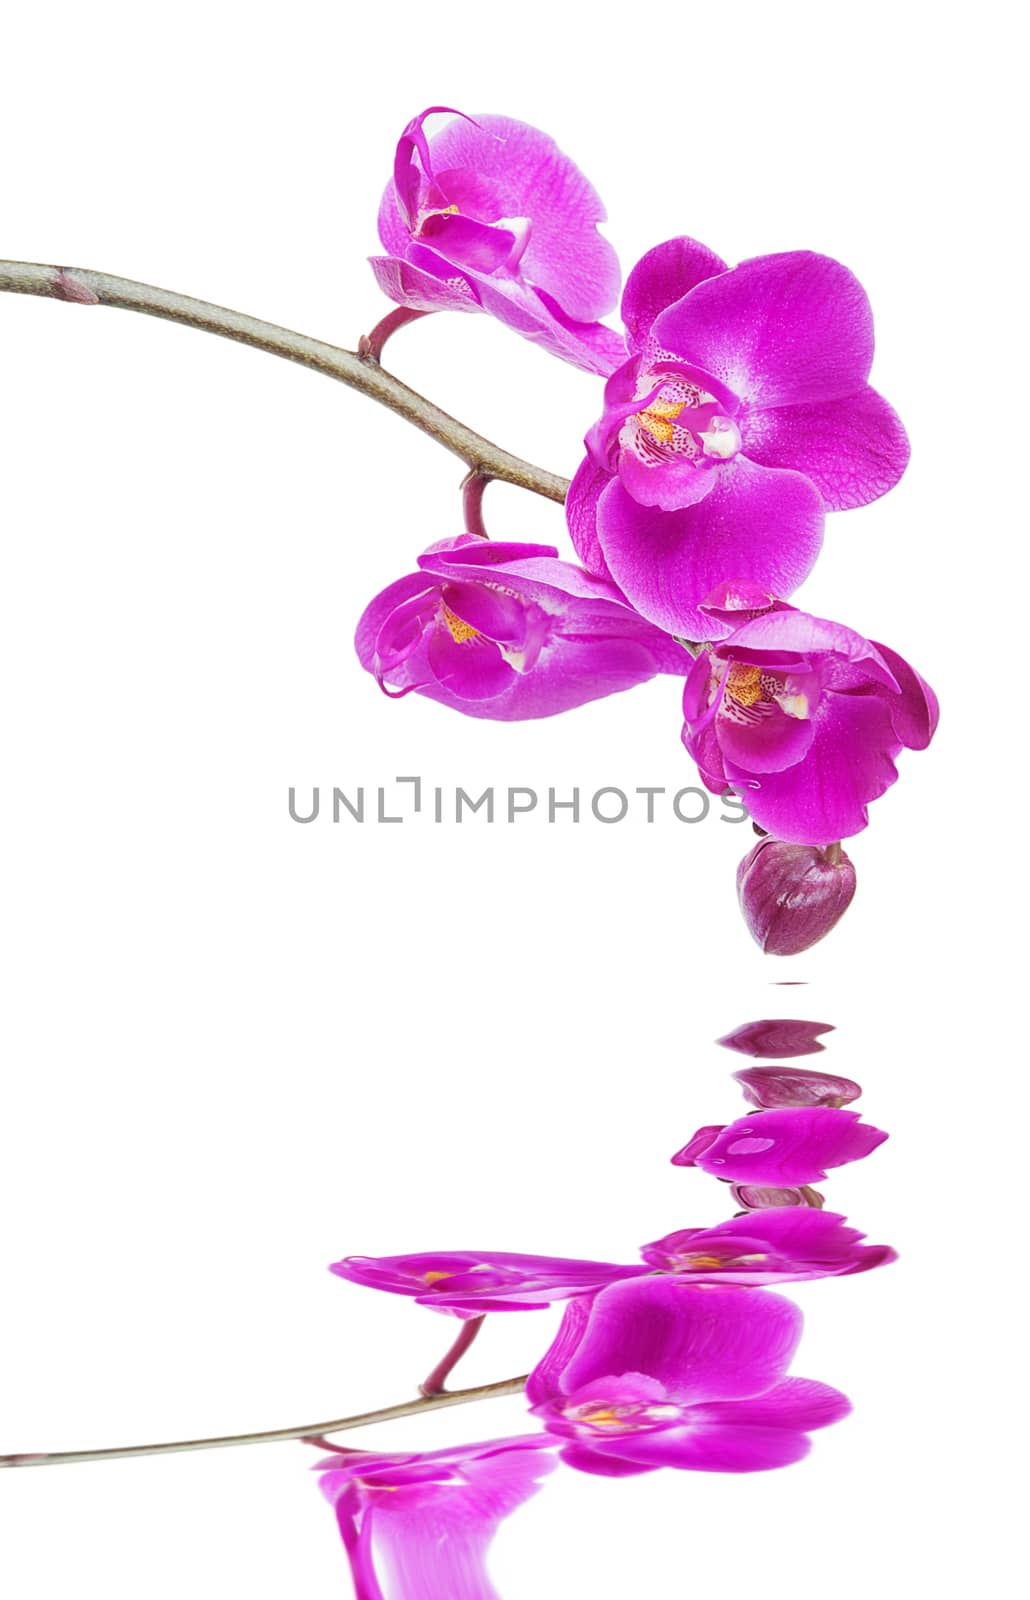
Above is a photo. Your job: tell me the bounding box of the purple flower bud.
[737,837,857,955]
[733,1066,862,1109]
[716,1018,835,1058]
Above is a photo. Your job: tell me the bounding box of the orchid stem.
[461,471,491,539]
[358,305,432,363]
[420,1315,487,1396]
[0,261,569,505]
[0,1374,529,1469]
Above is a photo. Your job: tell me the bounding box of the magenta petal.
[670,1123,724,1166]
[716,610,898,688]
[320,1439,556,1600]
[621,236,729,352]
[441,582,529,644]
[700,581,793,632]
[529,286,627,375]
[641,1208,894,1284]
[596,463,824,638]
[558,1444,656,1477]
[417,212,522,274]
[372,1451,553,1600]
[330,1250,642,1311]
[387,105,472,234]
[418,535,557,571]
[690,1377,852,1432]
[683,718,729,792]
[727,688,903,843]
[566,457,616,579]
[423,113,620,321]
[741,386,910,509]
[472,273,624,375]
[584,1421,813,1474]
[426,1268,648,1313]
[694,1107,888,1186]
[543,1279,803,1405]
[526,1296,593,1405]
[681,651,713,722]
[414,635,668,721]
[355,573,443,674]
[427,627,515,700]
[359,541,687,720]
[369,253,479,313]
[871,641,940,750]
[618,446,720,513]
[654,251,875,407]
[717,698,816,775]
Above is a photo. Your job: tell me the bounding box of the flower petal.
[689,1376,852,1431]
[693,1107,888,1186]
[369,252,480,313]
[715,609,900,689]
[581,1420,813,1473]
[641,1208,894,1283]
[422,113,620,321]
[558,1444,656,1477]
[566,457,616,579]
[726,687,903,842]
[871,641,940,750]
[427,626,514,699]
[472,274,625,375]
[622,236,729,352]
[716,696,816,775]
[418,211,526,274]
[654,252,875,408]
[596,462,824,638]
[536,1278,803,1405]
[740,385,910,509]
[355,573,442,677]
[324,1440,557,1600]
[440,582,531,645]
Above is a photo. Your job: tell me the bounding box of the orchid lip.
[567,1400,680,1434]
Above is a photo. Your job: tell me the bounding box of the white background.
[0,3,1023,1595]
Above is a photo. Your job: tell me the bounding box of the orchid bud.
[733,1065,861,1109]
[736,838,856,955]
[716,1018,834,1058]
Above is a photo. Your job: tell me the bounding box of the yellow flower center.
[579,1406,622,1428]
[442,604,479,644]
[726,662,763,707]
[637,398,686,444]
